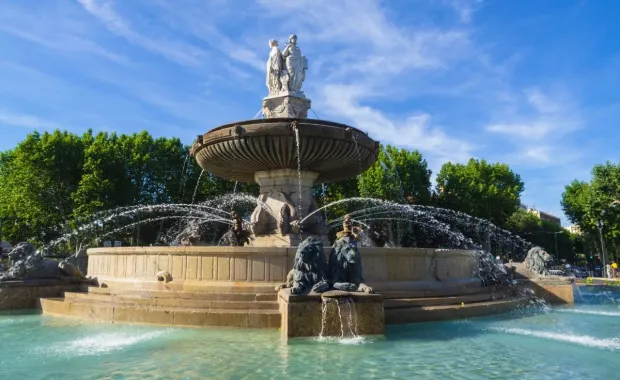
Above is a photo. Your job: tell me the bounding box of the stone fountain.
[190,35,378,247]
[28,34,537,338]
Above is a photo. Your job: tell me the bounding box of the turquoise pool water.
[1,287,618,380]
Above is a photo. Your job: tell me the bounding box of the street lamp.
[597,209,608,278]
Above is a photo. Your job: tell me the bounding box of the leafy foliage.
[561,162,620,262]
[435,158,524,227]
[0,130,254,248]
[358,145,432,205]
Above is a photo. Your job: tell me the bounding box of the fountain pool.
[2,286,618,379]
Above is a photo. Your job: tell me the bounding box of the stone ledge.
[278,288,383,303]
[0,281,84,310]
[39,298,281,328]
[384,297,529,324]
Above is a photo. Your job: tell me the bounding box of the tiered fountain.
[36,34,531,338]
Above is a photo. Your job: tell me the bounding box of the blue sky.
[0,0,619,225]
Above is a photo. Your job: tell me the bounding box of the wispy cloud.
[484,87,583,165]
[76,0,207,67]
[441,0,484,23]
[0,110,63,130]
[0,2,128,64]
[319,84,475,165]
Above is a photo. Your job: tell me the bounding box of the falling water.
[179,154,190,198]
[192,170,205,204]
[294,125,303,226]
[318,297,359,340]
[352,133,365,195]
[321,183,329,221]
[233,181,238,195]
[383,148,406,203]
[572,280,584,302]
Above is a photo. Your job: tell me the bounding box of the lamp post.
[596,211,607,278]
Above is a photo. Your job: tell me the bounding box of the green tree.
[358,145,432,204]
[506,209,574,262]
[561,162,620,262]
[435,158,524,227]
[0,130,87,245]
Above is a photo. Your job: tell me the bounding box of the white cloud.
[0,110,63,130]
[484,87,583,165]
[76,0,207,66]
[319,84,475,165]
[442,0,484,23]
[486,122,556,140]
[524,88,561,114]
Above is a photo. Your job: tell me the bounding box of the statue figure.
[277,191,297,235]
[367,226,389,247]
[177,220,205,246]
[275,237,329,294]
[0,242,96,284]
[524,246,554,276]
[281,34,307,94]
[250,194,269,235]
[221,211,252,246]
[336,214,360,240]
[266,39,283,95]
[328,234,373,293]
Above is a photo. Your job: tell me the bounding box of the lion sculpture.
[328,235,373,293]
[275,237,329,294]
[524,246,554,276]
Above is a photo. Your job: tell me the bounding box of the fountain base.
[262,93,311,119]
[252,233,329,248]
[278,288,384,338]
[251,169,328,242]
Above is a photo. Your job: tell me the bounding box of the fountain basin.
[85,246,481,293]
[37,246,530,333]
[190,118,380,183]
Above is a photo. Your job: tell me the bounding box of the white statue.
[281,34,307,94]
[266,39,283,95]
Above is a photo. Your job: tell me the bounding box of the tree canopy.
[4,129,586,262]
[561,162,620,262]
[435,158,524,227]
[358,145,432,205]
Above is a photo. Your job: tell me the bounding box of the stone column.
[250,169,329,247]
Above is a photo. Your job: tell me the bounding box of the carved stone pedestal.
[262,93,311,119]
[278,289,385,338]
[250,169,327,247]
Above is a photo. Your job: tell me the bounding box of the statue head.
[296,237,323,264]
[8,242,36,263]
[335,236,359,264]
[343,214,351,230]
[269,39,278,48]
[289,34,297,45]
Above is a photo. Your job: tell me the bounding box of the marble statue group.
[266,34,308,96]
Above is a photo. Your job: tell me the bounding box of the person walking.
[611,261,618,278]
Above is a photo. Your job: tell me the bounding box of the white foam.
[556,309,620,317]
[489,327,620,350]
[315,335,370,345]
[49,330,169,356]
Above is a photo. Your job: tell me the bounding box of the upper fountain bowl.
[190,118,380,183]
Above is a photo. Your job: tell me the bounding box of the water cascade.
[319,291,360,340]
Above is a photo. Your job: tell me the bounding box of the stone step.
[384,297,529,324]
[384,292,494,308]
[87,287,276,302]
[63,292,279,310]
[38,298,281,329]
[380,286,491,299]
[89,282,280,294]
